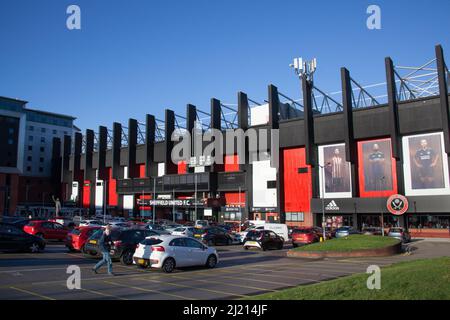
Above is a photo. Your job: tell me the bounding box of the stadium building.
[50,44,450,238]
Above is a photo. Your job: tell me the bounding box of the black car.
[83,227,159,265]
[194,227,233,246]
[0,223,46,253]
[243,230,284,251]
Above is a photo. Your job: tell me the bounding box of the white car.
[79,220,104,227]
[195,220,210,228]
[133,235,219,273]
[171,227,196,237]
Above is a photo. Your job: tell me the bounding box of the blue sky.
[0,0,449,131]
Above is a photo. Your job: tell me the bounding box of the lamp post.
[318,162,331,241]
[152,178,156,224]
[379,176,386,236]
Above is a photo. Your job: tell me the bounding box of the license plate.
[194,234,201,238]
[138,259,145,264]
[89,240,97,244]
[246,241,257,245]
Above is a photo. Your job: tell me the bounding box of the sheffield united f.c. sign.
[387,194,409,216]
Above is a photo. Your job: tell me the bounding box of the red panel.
[357,138,398,198]
[177,161,187,174]
[108,168,118,206]
[139,164,146,178]
[283,148,312,213]
[82,181,90,209]
[137,194,152,211]
[224,155,239,172]
[224,192,245,206]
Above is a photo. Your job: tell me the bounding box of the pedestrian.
[92,225,115,276]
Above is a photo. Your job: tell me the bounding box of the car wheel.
[162,258,175,273]
[278,243,283,250]
[120,250,134,265]
[244,246,249,250]
[261,245,266,251]
[292,243,298,248]
[30,242,41,253]
[205,255,217,268]
[81,244,87,254]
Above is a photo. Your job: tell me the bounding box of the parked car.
[362,227,383,236]
[83,228,160,264]
[23,220,69,241]
[388,227,411,243]
[0,223,46,253]
[243,230,284,251]
[79,220,104,227]
[49,217,75,229]
[335,226,359,238]
[133,235,219,273]
[194,220,210,228]
[0,217,32,229]
[145,223,171,234]
[194,227,233,246]
[171,226,196,238]
[164,224,183,233]
[291,228,319,247]
[312,226,333,239]
[65,226,102,252]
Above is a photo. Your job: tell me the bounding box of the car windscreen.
[140,238,163,246]
[246,230,262,240]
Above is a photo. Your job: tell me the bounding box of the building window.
[8,128,14,135]
[27,156,32,161]
[53,130,57,134]
[7,139,13,145]
[40,137,45,143]
[41,128,46,133]
[28,146,32,151]
[29,136,33,141]
[40,157,44,162]
[64,131,68,135]
[29,126,34,131]
[40,146,45,152]
[26,166,31,172]
[286,212,305,222]
[39,167,44,173]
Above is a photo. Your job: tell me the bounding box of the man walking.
[92,225,115,276]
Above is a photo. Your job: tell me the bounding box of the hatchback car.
[65,226,101,252]
[0,223,46,253]
[291,228,319,247]
[133,235,219,273]
[23,220,69,241]
[84,228,160,264]
[194,227,233,246]
[388,227,411,243]
[243,230,284,251]
[335,226,359,238]
[171,226,196,238]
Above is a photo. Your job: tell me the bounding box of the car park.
[291,228,319,247]
[335,226,359,238]
[133,235,219,273]
[0,223,46,253]
[23,220,69,241]
[243,230,284,251]
[65,226,102,252]
[84,228,160,264]
[388,227,411,243]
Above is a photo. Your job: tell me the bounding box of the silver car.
[388,227,411,243]
[335,226,359,238]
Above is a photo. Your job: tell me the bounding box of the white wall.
[250,104,269,126]
[252,159,277,207]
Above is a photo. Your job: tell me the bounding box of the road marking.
[79,287,129,300]
[9,286,56,300]
[136,277,249,299]
[204,274,294,287]
[216,268,321,282]
[170,274,278,292]
[104,280,195,300]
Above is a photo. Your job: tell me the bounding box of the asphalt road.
[0,239,449,300]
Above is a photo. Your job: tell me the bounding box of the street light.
[318,162,331,241]
[379,176,386,236]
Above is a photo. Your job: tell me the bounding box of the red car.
[66,226,102,252]
[23,220,69,241]
[291,228,319,247]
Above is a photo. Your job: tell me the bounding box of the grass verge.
[293,235,400,252]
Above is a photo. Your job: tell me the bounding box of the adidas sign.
[325,200,340,211]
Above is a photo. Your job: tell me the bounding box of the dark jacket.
[98,232,113,253]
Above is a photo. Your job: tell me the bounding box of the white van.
[263,223,289,242]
